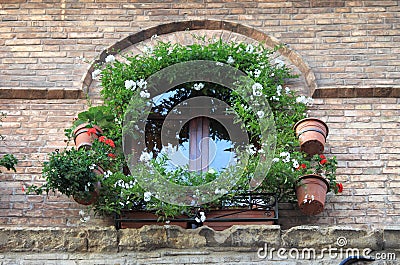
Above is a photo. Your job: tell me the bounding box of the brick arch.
[83,20,317,97]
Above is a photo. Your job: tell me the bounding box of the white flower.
[136,79,147,89]
[103,170,113,179]
[199,211,206,222]
[254,69,261,78]
[296,95,306,104]
[144,191,152,202]
[272,158,280,163]
[245,44,254,53]
[270,96,280,101]
[274,58,285,67]
[89,164,96,170]
[91,69,101,79]
[125,80,136,90]
[143,46,153,54]
[280,152,289,157]
[296,96,314,106]
[139,151,151,163]
[105,54,115,63]
[193,83,205,91]
[285,87,291,94]
[276,85,282,96]
[208,168,216,174]
[270,72,275,77]
[252,83,263,96]
[280,152,291,163]
[227,56,235,64]
[257,110,265,118]
[292,159,299,169]
[246,144,257,155]
[195,212,206,223]
[157,56,162,61]
[140,91,150,98]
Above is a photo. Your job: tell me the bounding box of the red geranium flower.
[105,139,115,148]
[296,163,307,170]
[99,136,106,143]
[86,127,97,136]
[320,159,328,165]
[108,153,116,158]
[336,183,343,193]
[319,154,326,159]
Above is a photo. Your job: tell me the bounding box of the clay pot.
[202,209,275,231]
[295,174,329,216]
[73,167,104,205]
[73,124,103,150]
[73,190,99,206]
[293,118,329,156]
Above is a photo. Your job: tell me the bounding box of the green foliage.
[27,137,122,198]
[0,112,18,173]
[65,106,118,140]
[0,154,18,173]
[29,37,340,218]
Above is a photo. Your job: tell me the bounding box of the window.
[145,83,238,174]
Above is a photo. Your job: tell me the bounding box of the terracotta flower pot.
[293,118,329,156]
[295,174,329,216]
[73,167,104,205]
[73,124,103,150]
[202,208,275,231]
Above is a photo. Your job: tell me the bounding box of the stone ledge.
[0,88,83,99]
[313,86,400,98]
[0,225,395,253]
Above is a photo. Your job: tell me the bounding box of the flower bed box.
[201,208,276,231]
[115,193,278,231]
[196,193,278,231]
[115,211,189,229]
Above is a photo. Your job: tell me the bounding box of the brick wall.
[0,0,399,229]
[1,0,399,94]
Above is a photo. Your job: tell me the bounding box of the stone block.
[282,226,383,251]
[87,226,118,252]
[199,225,281,249]
[118,226,168,251]
[0,227,87,252]
[383,226,400,250]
